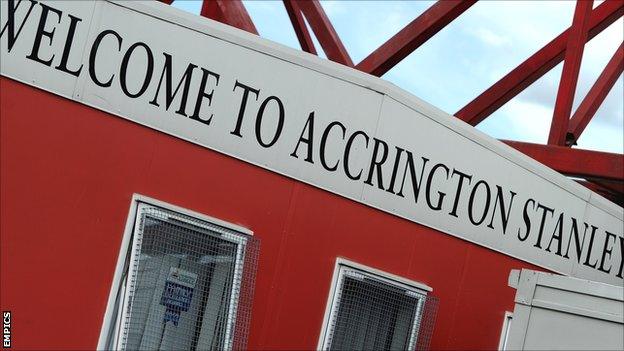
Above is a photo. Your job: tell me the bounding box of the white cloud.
[478,99,554,144]
[469,27,510,47]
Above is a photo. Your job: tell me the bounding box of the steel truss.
[160,0,624,205]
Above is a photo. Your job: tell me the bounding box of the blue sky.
[171,0,623,154]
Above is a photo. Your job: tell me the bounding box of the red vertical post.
[567,42,623,145]
[548,0,593,146]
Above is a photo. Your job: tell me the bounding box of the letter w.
[1,0,38,52]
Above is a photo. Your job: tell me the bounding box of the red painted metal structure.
[158,0,623,205]
[548,0,593,147]
[355,0,477,77]
[568,42,624,144]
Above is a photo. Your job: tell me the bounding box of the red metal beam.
[567,42,624,145]
[590,179,624,195]
[577,180,610,194]
[297,0,353,66]
[158,0,174,4]
[456,0,624,126]
[503,140,624,181]
[356,0,476,77]
[159,0,622,194]
[283,0,317,55]
[200,0,258,35]
[548,0,593,146]
[575,180,623,206]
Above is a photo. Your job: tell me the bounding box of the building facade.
[1,1,622,350]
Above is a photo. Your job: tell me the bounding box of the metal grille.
[118,204,259,350]
[324,267,438,351]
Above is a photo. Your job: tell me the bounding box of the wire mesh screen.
[414,293,438,351]
[230,226,260,351]
[119,204,259,351]
[324,268,438,351]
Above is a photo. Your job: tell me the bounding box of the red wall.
[1,77,542,350]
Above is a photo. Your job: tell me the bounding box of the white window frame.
[498,312,513,350]
[318,258,432,350]
[97,194,253,350]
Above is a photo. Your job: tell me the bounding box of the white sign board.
[1,0,623,285]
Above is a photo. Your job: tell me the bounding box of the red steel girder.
[356,0,476,77]
[576,180,623,206]
[283,0,317,55]
[503,140,624,182]
[548,0,593,146]
[200,0,258,35]
[567,42,624,145]
[297,0,353,66]
[159,0,623,201]
[456,0,624,126]
[590,179,624,195]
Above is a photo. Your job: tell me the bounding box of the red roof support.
[548,0,593,146]
[160,0,623,202]
[455,0,623,126]
[283,0,317,55]
[503,140,624,182]
[575,180,623,206]
[356,0,476,77]
[297,0,353,66]
[567,42,624,145]
[200,0,258,35]
[590,179,624,195]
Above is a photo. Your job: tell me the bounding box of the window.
[98,196,259,350]
[498,312,513,350]
[319,259,438,351]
